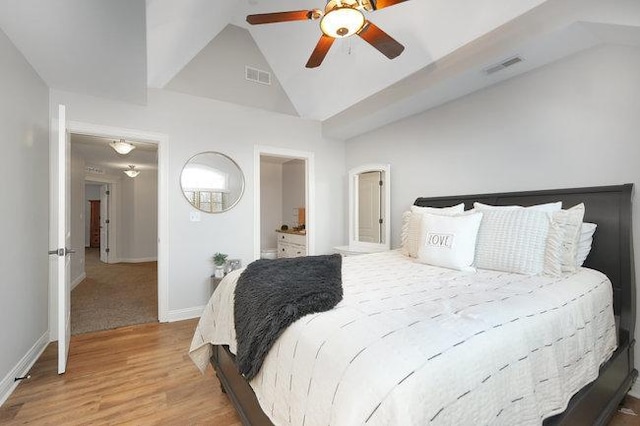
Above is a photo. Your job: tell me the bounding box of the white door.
[52,104,72,374]
[358,171,382,243]
[100,184,109,263]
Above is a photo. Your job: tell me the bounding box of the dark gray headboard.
[414,184,635,345]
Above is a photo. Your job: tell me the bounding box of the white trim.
[0,331,49,406]
[629,381,640,399]
[254,145,315,261]
[116,257,158,263]
[70,272,86,291]
[168,306,205,322]
[66,121,170,323]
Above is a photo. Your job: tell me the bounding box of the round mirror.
[180,152,245,213]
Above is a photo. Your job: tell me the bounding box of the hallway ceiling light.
[124,165,140,178]
[110,139,136,155]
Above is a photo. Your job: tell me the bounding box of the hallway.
[71,248,158,334]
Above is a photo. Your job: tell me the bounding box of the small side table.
[211,275,223,293]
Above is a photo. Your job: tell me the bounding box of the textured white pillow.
[475,209,552,275]
[549,204,585,273]
[544,219,563,276]
[411,203,465,215]
[576,222,597,266]
[417,212,483,271]
[474,201,562,213]
[401,203,465,257]
[400,211,412,254]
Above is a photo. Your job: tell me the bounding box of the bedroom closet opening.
[69,134,159,335]
[257,151,310,260]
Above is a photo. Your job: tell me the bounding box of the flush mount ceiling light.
[124,165,140,178]
[246,0,408,68]
[320,6,365,38]
[110,139,136,155]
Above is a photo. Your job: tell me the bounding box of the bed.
[190,184,636,425]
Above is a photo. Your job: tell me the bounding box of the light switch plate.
[190,211,201,222]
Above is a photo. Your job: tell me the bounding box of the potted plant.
[213,252,228,278]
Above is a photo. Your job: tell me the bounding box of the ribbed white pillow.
[417,212,483,271]
[475,209,552,275]
[474,201,562,213]
[576,222,597,266]
[401,203,465,257]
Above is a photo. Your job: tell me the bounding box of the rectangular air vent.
[245,66,271,85]
[85,166,105,175]
[484,55,524,75]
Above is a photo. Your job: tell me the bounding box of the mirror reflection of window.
[358,171,383,244]
[181,164,230,212]
[180,152,244,214]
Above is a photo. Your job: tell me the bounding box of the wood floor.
[1,319,639,425]
[0,320,241,425]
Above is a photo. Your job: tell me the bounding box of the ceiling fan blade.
[306,35,335,68]
[247,10,313,25]
[371,0,410,10]
[357,21,405,59]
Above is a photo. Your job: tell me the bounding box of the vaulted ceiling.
[0,0,638,139]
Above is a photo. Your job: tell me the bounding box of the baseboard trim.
[629,381,640,398]
[0,331,49,407]
[117,257,158,264]
[70,272,86,291]
[167,306,204,322]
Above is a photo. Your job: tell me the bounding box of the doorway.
[254,146,315,260]
[70,134,159,334]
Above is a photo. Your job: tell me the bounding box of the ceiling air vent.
[483,55,524,75]
[245,66,271,85]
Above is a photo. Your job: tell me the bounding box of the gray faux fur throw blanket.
[234,254,343,380]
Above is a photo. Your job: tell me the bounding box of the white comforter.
[189,251,616,425]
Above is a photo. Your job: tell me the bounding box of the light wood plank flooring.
[1,319,639,425]
[0,320,240,425]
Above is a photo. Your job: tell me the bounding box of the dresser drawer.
[277,232,306,246]
[278,242,306,258]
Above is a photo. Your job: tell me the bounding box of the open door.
[50,104,72,374]
[357,171,383,243]
[100,184,109,263]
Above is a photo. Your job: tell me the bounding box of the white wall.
[282,159,306,228]
[84,184,101,247]
[0,28,49,403]
[118,170,158,262]
[345,44,640,393]
[260,160,283,251]
[50,88,346,317]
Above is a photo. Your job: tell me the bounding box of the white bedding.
[189,250,617,425]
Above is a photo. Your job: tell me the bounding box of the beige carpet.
[71,248,158,335]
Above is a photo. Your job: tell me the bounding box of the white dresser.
[276,231,307,258]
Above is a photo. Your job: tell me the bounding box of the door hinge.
[379,180,383,186]
[105,190,110,195]
[105,219,110,224]
[105,248,110,253]
[379,218,383,224]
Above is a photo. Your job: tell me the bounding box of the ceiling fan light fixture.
[320,7,365,38]
[124,165,140,178]
[110,139,136,155]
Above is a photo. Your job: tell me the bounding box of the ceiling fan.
[246,0,409,68]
